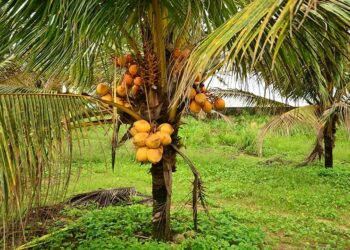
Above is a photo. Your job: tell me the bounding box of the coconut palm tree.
[1,0,350,245]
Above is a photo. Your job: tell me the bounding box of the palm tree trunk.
[150,143,176,240]
[323,118,336,168]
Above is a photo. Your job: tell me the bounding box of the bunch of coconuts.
[188,76,225,114]
[130,120,174,164]
[95,54,144,107]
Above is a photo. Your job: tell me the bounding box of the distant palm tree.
[0,0,350,245]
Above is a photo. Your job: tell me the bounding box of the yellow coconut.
[145,133,161,149]
[133,132,149,147]
[134,120,151,133]
[130,127,138,137]
[147,148,163,164]
[136,147,148,163]
[202,101,212,113]
[214,98,225,111]
[101,94,113,102]
[123,74,134,86]
[189,100,201,113]
[134,76,143,86]
[129,64,138,76]
[157,123,174,135]
[116,85,127,97]
[156,131,172,146]
[96,83,109,96]
[189,88,197,99]
[194,93,207,105]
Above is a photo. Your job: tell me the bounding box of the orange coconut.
[194,93,207,105]
[134,76,143,86]
[147,148,163,164]
[145,133,161,149]
[133,120,151,133]
[189,88,197,99]
[189,100,201,113]
[156,131,172,146]
[136,147,148,163]
[116,85,127,97]
[96,83,109,96]
[124,102,132,109]
[202,101,212,113]
[130,127,138,137]
[157,123,174,135]
[128,64,138,76]
[133,132,149,147]
[123,74,133,86]
[214,98,225,111]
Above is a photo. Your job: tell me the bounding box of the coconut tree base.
[150,146,176,241]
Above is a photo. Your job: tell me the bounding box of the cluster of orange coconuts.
[95,54,144,107]
[130,120,174,164]
[189,78,225,114]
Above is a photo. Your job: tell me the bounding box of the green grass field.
[30,114,350,249]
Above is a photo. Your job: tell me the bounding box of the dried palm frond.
[67,187,151,207]
[258,105,320,156]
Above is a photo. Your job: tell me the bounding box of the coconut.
[189,100,201,113]
[157,123,174,135]
[145,133,161,149]
[194,93,207,105]
[128,64,138,76]
[134,77,143,86]
[134,120,151,133]
[202,101,212,113]
[157,131,172,146]
[116,85,127,97]
[96,83,109,96]
[123,74,133,87]
[130,127,138,137]
[147,148,163,164]
[101,94,113,102]
[136,147,148,163]
[189,88,197,99]
[214,98,225,111]
[133,132,149,147]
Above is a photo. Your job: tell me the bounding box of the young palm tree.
[0,0,350,244]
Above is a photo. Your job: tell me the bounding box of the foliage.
[22,205,265,250]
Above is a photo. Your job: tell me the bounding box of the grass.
[29,114,350,249]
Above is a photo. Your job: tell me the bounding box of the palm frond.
[211,87,293,109]
[257,105,320,156]
[0,92,108,245]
